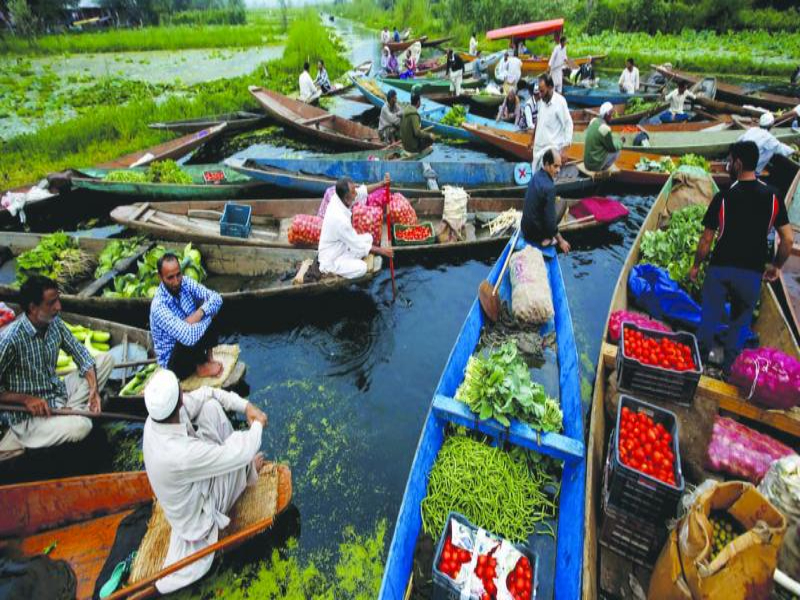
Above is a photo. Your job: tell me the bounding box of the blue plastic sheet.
[628,264,702,329]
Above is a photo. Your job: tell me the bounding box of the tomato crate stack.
[432,512,539,600]
[617,322,703,406]
[392,221,436,246]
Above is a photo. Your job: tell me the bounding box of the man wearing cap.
[583,102,626,172]
[548,36,568,94]
[531,74,573,171]
[737,112,797,175]
[378,88,402,143]
[142,370,267,594]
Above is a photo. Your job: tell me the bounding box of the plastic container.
[605,395,685,522]
[617,321,702,406]
[432,511,538,600]
[220,202,252,238]
[599,502,666,568]
[392,221,436,246]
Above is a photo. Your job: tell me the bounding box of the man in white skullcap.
[142,370,267,594]
[583,101,625,172]
[737,111,797,175]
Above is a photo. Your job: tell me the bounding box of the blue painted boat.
[561,85,660,108]
[351,77,517,142]
[379,237,585,600]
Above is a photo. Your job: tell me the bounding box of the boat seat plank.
[141,209,156,223]
[129,202,150,223]
[601,342,800,438]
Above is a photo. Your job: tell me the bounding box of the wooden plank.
[298,113,335,126]
[77,242,153,298]
[129,202,150,223]
[602,342,800,438]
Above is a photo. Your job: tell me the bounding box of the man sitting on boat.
[548,36,568,94]
[583,102,626,172]
[618,58,639,94]
[690,141,794,374]
[150,253,224,379]
[532,74,573,170]
[520,82,540,131]
[299,62,321,104]
[737,112,797,175]
[496,88,520,125]
[314,60,332,94]
[379,89,403,144]
[400,49,417,79]
[521,149,571,254]
[142,369,267,594]
[400,92,436,153]
[660,80,695,123]
[573,56,597,88]
[0,276,113,455]
[318,176,394,279]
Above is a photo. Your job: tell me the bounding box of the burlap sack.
[648,481,787,600]
[509,246,553,324]
[657,167,717,229]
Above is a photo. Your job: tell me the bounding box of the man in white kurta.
[142,370,267,594]
[504,54,522,95]
[548,37,568,93]
[532,74,574,170]
[381,27,391,45]
[494,52,508,84]
[618,59,640,94]
[318,177,393,279]
[738,112,797,174]
[469,34,478,56]
[299,62,320,103]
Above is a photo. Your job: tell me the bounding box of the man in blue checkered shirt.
[149,253,223,379]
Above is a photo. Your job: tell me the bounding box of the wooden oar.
[479,225,521,322]
[0,404,145,422]
[114,357,157,369]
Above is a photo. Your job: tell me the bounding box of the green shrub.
[161,8,247,26]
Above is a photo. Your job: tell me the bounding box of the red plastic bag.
[389,194,417,225]
[729,347,800,410]
[287,214,322,246]
[706,416,795,483]
[607,310,672,343]
[352,204,382,244]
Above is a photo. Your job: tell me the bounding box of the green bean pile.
[421,434,559,543]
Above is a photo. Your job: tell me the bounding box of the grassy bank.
[0,12,349,190]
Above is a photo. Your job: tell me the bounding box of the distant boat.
[148,111,266,135]
[561,86,660,108]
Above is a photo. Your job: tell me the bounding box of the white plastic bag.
[759,455,800,580]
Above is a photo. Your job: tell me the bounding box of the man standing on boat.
[0,276,113,456]
[150,253,224,380]
[469,33,478,56]
[318,176,394,279]
[445,49,465,96]
[548,35,568,94]
[531,74,573,170]
[381,26,391,46]
[379,89,403,144]
[400,92,436,153]
[503,52,523,96]
[142,369,267,594]
[299,62,320,104]
[521,149,571,254]
[690,141,794,374]
[737,112,796,175]
[618,58,639,94]
[583,102,625,172]
[393,26,401,43]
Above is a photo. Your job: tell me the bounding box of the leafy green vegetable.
[15,232,93,288]
[635,156,675,173]
[624,97,662,115]
[146,159,193,184]
[639,204,711,296]
[104,170,149,183]
[677,153,711,172]
[94,237,146,278]
[440,104,467,127]
[103,243,206,299]
[455,342,563,433]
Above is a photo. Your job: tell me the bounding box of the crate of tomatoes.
[392,221,436,246]
[433,512,538,600]
[617,321,702,406]
[605,395,685,523]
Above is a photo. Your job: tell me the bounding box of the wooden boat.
[319,59,374,98]
[582,167,800,599]
[0,233,383,315]
[379,235,585,600]
[249,86,384,150]
[97,124,228,169]
[780,164,800,343]
[68,165,262,200]
[384,36,427,53]
[226,156,594,197]
[462,123,731,187]
[147,111,266,134]
[378,76,483,94]
[0,466,291,599]
[655,65,799,111]
[421,36,453,47]
[609,102,668,125]
[562,86,661,108]
[520,54,605,76]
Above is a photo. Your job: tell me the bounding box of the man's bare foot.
[196,360,223,378]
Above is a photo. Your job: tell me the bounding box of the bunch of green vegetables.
[120,364,158,396]
[640,204,710,296]
[456,342,563,433]
[624,97,662,115]
[57,320,111,374]
[635,156,676,173]
[440,104,467,127]
[104,170,149,183]
[103,243,206,299]
[103,160,193,185]
[677,153,711,173]
[421,433,559,542]
[94,237,146,278]
[15,232,93,288]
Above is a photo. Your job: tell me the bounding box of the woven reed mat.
[129,464,279,584]
[180,344,239,392]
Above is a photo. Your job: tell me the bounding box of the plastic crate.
[605,395,685,522]
[617,321,702,406]
[432,511,538,600]
[599,503,666,568]
[392,221,436,246]
[220,202,252,238]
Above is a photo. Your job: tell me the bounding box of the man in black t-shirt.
[690,141,794,373]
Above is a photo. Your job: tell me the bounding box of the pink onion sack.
[607,310,672,343]
[352,203,382,244]
[729,347,800,410]
[288,214,322,246]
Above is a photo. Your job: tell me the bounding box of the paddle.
[384,181,397,300]
[479,224,521,323]
[0,403,145,423]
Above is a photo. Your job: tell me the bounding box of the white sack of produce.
[510,246,553,324]
[759,455,800,581]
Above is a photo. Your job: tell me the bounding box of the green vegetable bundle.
[440,105,467,127]
[421,433,559,542]
[104,170,149,183]
[640,204,710,296]
[103,243,206,299]
[120,364,158,396]
[15,232,93,289]
[635,156,675,174]
[94,237,146,278]
[456,342,563,433]
[677,153,711,173]
[624,97,662,115]
[103,160,192,185]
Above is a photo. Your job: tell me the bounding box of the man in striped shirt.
[0,276,113,454]
[150,253,223,379]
